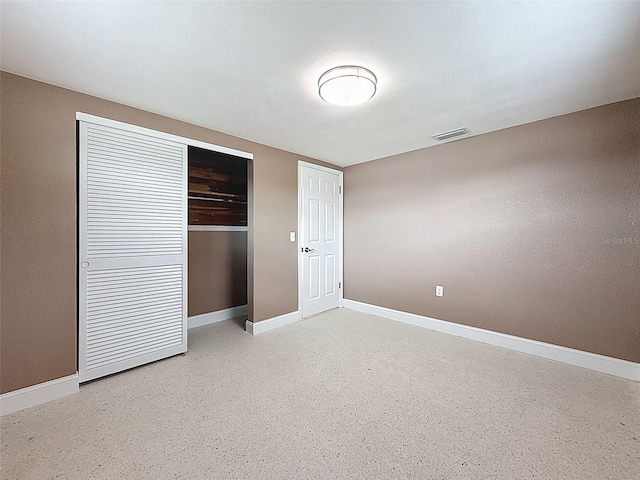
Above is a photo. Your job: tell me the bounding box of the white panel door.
[79,120,187,382]
[300,163,342,317]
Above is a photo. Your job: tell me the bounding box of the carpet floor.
[1,308,639,479]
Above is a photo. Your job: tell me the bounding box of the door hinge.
[339,186,342,194]
[339,282,341,289]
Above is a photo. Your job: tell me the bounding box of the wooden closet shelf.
[188,189,246,199]
[188,170,232,182]
[188,195,247,205]
[188,184,243,194]
[190,212,247,226]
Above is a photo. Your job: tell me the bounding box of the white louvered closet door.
[79,120,187,382]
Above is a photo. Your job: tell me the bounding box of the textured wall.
[0,72,336,394]
[344,99,640,362]
[188,231,247,316]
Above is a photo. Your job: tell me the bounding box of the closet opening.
[187,146,250,328]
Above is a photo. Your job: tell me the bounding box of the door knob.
[81,261,90,268]
[303,247,316,253]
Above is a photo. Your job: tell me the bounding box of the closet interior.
[187,146,248,318]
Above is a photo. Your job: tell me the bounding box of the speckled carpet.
[1,308,639,479]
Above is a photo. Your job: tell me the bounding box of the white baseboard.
[0,373,80,416]
[343,299,640,382]
[246,311,300,335]
[188,304,248,329]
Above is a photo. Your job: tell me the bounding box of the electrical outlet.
[290,232,296,242]
[435,285,444,297]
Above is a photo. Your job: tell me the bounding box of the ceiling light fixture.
[318,65,377,106]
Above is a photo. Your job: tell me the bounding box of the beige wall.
[0,72,337,394]
[344,99,640,363]
[188,231,247,316]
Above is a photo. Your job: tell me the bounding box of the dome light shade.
[318,66,377,106]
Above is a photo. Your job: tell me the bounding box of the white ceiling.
[2,1,639,167]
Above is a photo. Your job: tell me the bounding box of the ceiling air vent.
[431,127,469,141]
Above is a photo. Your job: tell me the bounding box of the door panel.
[79,121,187,382]
[309,255,321,299]
[300,164,342,317]
[309,199,320,242]
[324,255,336,296]
[325,201,336,241]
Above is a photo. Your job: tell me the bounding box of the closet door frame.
[77,113,253,382]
